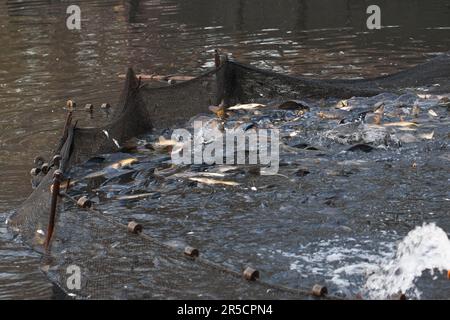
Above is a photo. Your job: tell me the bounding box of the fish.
[373,102,385,114]
[153,165,185,178]
[196,172,226,178]
[156,136,179,147]
[419,131,434,140]
[428,109,438,117]
[347,144,374,153]
[365,113,382,125]
[216,165,239,173]
[83,170,108,180]
[112,138,121,149]
[336,99,350,110]
[317,110,347,120]
[80,158,139,182]
[118,138,140,153]
[168,171,228,180]
[411,105,420,117]
[188,177,240,186]
[383,122,419,127]
[109,158,139,170]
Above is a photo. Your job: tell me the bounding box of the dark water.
[0,0,450,299]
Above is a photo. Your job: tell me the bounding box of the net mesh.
[7,52,450,299]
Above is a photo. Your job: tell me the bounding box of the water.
[1,0,450,299]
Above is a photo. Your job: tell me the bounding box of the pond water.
[0,0,449,299]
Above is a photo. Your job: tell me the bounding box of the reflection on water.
[0,0,449,299]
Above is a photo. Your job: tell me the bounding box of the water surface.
[1,0,449,299]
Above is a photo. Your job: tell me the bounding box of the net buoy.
[311,284,328,297]
[77,196,92,209]
[184,246,199,258]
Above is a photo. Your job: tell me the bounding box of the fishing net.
[7,52,450,299]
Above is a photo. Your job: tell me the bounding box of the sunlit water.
[1,0,450,299]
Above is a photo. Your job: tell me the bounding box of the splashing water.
[363,223,450,299]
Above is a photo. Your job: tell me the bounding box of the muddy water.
[0,0,450,299]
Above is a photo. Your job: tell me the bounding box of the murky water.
[1,0,450,299]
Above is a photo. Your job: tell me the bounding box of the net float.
[40,163,50,174]
[52,155,62,168]
[30,167,41,176]
[243,267,259,281]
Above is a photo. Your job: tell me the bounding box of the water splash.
[363,223,450,299]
